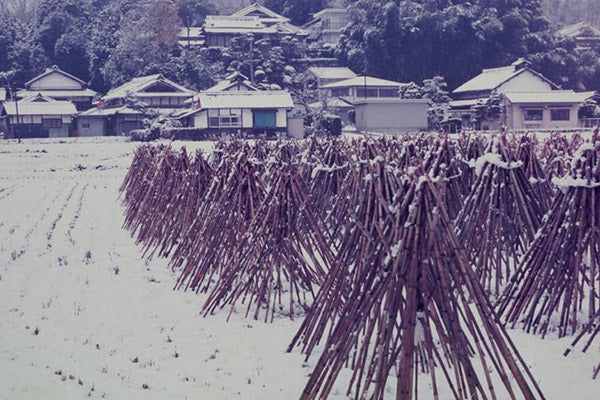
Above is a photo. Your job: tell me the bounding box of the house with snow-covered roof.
[502,91,597,130]
[101,74,194,111]
[304,8,351,45]
[204,71,259,93]
[557,22,600,49]
[321,76,407,100]
[450,59,599,130]
[302,67,357,88]
[1,94,77,138]
[76,74,194,137]
[201,3,308,47]
[179,90,294,136]
[17,65,96,111]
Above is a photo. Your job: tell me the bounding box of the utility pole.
[13,86,20,143]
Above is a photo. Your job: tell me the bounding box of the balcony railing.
[580,118,600,128]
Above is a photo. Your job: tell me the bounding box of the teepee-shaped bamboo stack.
[293,167,544,400]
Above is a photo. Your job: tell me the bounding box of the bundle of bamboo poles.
[497,135,600,342]
[455,136,548,296]
[292,166,544,400]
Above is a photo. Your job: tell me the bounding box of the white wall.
[276,109,287,128]
[30,72,82,90]
[498,70,553,93]
[77,117,105,137]
[242,109,253,128]
[193,111,208,128]
[506,102,580,129]
[355,101,428,132]
[48,125,70,138]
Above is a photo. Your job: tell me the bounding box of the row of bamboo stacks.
[120,130,599,399]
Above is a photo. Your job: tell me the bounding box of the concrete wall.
[506,102,581,130]
[30,72,82,90]
[497,71,553,93]
[355,100,428,133]
[77,117,105,137]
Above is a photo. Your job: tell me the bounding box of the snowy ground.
[0,137,599,399]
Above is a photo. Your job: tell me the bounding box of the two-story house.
[304,8,351,45]
[17,65,96,111]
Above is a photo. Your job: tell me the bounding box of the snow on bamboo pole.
[497,131,600,348]
[172,146,268,293]
[455,135,547,296]
[201,161,334,322]
[294,166,545,400]
[289,149,405,355]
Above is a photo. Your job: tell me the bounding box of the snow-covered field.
[0,137,598,399]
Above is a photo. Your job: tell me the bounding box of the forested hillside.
[0,0,598,94]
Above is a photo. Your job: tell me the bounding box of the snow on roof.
[79,106,143,117]
[0,88,6,102]
[3,100,77,116]
[205,79,258,93]
[203,16,277,34]
[449,99,480,108]
[232,3,289,22]
[18,89,97,98]
[103,75,194,101]
[192,90,294,110]
[557,22,600,38]
[321,76,406,88]
[453,66,520,93]
[453,64,558,94]
[178,27,203,37]
[308,67,356,80]
[313,8,350,19]
[504,91,596,104]
[25,65,86,89]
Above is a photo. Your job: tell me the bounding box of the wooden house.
[304,8,351,45]
[17,65,96,111]
[1,94,77,138]
[180,91,294,135]
[202,3,308,47]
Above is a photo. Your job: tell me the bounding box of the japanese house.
[1,94,77,138]
[180,91,294,135]
[17,65,96,111]
[304,8,351,45]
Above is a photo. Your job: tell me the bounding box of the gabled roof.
[79,105,143,117]
[20,93,58,103]
[3,100,77,116]
[503,90,596,104]
[312,8,350,20]
[557,22,600,38]
[191,90,294,110]
[17,89,97,99]
[453,64,558,94]
[205,72,259,92]
[321,76,406,89]
[308,67,356,80]
[232,3,289,22]
[103,75,194,101]
[25,65,87,89]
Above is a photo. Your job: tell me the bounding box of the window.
[208,109,242,128]
[356,88,378,98]
[331,88,350,97]
[81,122,90,129]
[42,118,62,128]
[253,110,277,128]
[378,89,399,97]
[524,109,543,121]
[551,109,570,121]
